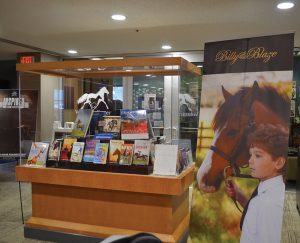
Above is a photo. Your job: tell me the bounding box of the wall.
[0,60,17,89]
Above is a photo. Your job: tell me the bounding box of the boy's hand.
[225,179,238,199]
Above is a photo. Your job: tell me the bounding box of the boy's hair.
[247,124,289,160]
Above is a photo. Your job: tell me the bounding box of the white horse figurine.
[179,93,196,112]
[77,87,109,110]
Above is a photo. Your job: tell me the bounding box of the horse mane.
[212,84,290,130]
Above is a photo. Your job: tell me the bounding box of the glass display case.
[15,57,200,242]
[16,57,201,164]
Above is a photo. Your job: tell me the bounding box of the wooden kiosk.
[16,165,194,242]
[16,57,200,242]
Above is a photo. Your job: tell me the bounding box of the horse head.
[197,81,290,193]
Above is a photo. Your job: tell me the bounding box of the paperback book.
[83,138,100,162]
[71,109,93,138]
[89,111,109,135]
[48,139,62,161]
[60,138,77,161]
[132,140,151,165]
[103,116,121,133]
[108,140,124,163]
[120,110,149,139]
[27,142,49,167]
[93,143,109,164]
[119,143,134,165]
[70,142,85,162]
[94,133,114,140]
[153,144,178,176]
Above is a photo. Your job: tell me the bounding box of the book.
[108,140,124,163]
[94,133,114,140]
[89,111,109,135]
[71,109,93,137]
[60,138,77,161]
[93,143,109,164]
[70,142,85,162]
[27,142,49,167]
[120,110,149,140]
[119,143,134,165]
[153,144,178,176]
[132,140,151,165]
[103,116,121,133]
[83,138,100,162]
[48,139,62,161]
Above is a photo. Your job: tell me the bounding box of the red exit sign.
[20,56,35,64]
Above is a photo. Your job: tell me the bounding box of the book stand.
[16,165,194,243]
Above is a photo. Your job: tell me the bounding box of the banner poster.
[191,33,294,243]
[0,90,38,160]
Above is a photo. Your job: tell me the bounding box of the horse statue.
[77,87,109,110]
[197,81,290,193]
[179,93,197,113]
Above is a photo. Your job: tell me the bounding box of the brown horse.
[197,81,290,192]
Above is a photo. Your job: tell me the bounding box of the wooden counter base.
[16,166,194,243]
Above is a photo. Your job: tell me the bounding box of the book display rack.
[16,57,200,242]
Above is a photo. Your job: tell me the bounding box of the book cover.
[132,140,151,165]
[70,142,85,162]
[93,143,109,164]
[153,144,178,176]
[60,138,77,161]
[120,110,149,140]
[119,143,134,165]
[89,111,109,135]
[94,133,114,140]
[83,139,100,162]
[108,140,124,163]
[103,116,121,133]
[27,142,49,167]
[71,109,93,137]
[48,139,62,161]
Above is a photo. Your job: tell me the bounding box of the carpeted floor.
[281,187,300,243]
[1,162,299,243]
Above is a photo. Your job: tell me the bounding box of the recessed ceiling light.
[125,69,132,72]
[277,2,294,9]
[111,14,126,21]
[68,49,78,54]
[161,45,172,50]
[146,74,151,77]
[91,57,102,60]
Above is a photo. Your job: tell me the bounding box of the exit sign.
[20,56,35,64]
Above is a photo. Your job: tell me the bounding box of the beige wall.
[40,54,62,141]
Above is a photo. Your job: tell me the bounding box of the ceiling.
[0,0,299,60]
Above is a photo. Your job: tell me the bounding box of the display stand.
[16,165,194,243]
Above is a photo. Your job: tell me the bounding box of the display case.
[16,57,201,242]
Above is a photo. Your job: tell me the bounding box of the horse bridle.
[209,114,256,179]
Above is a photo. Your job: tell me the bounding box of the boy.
[225,124,289,243]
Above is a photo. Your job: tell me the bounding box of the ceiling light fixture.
[111,14,126,21]
[277,2,295,9]
[68,49,78,54]
[161,45,172,50]
[91,57,102,60]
